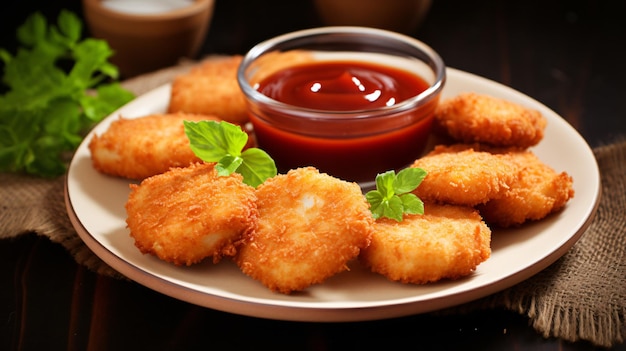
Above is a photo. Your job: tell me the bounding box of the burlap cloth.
[1,61,624,348]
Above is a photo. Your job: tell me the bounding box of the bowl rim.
[82,0,213,21]
[237,26,446,121]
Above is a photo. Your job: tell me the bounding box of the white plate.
[65,68,601,322]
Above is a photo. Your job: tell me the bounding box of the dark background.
[2,0,625,147]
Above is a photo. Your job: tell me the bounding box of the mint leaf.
[239,148,278,188]
[399,193,424,215]
[375,170,396,198]
[394,167,426,194]
[216,154,244,176]
[383,195,404,221]
[184,119,248,161]
[365,191,384,218]
[185,120,277,187]
[366,167,427,221]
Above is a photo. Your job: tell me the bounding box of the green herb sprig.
[184,120,277,187]
[366,167,427,221]
[0,10,134,177]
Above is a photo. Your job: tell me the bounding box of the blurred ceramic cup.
[314,0,432,34]
[82,0,214,77]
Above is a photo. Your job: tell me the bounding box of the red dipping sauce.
[248,60,439,184]
[259,61,426,110]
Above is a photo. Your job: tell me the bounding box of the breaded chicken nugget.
[360,203,491,284]
[168,56,249,124]
[235,167,373,294]
[435,92,547,148]
[410,144,518,206]
[477,150,574,227]
[89,113,220,179]
[125,163,258,266]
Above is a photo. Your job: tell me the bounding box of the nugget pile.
[88,57,574,294]
[415,92,575,228]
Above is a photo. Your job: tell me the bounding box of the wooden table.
[2,0,625,349]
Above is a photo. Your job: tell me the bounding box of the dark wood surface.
[2,0,625,350]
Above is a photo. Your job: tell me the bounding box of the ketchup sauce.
[250,60,438,184]
[258,61,426,110]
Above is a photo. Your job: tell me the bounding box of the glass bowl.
[237,26,446,188]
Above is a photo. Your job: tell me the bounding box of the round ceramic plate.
[65,68,601,322]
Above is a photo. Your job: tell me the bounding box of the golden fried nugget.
[477,150,574,227]
[168,56,249,124]
[235,167,373,294]
[410,144,518,206]
[435,92,547,148]
[125,163,258,266]
[89,113,220,179]
[360,203,491,284]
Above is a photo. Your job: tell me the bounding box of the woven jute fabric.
[1,60,624,347]
[441,139,626,348]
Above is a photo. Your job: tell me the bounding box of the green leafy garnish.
[365,167,427,221]
[184,120,277,187]
[0,10,134,177]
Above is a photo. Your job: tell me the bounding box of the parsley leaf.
[366,167,427,221]
[0,10,135,177]
[184,120,277,187]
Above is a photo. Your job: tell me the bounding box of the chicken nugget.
[410,144,518,206]
[360,203,491,284]
[477,150,575,227]
[167,56,249,124]
[125,163,258,266]
[435,92,546,148]
[235,167,373,294]
[89,113,220,179]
